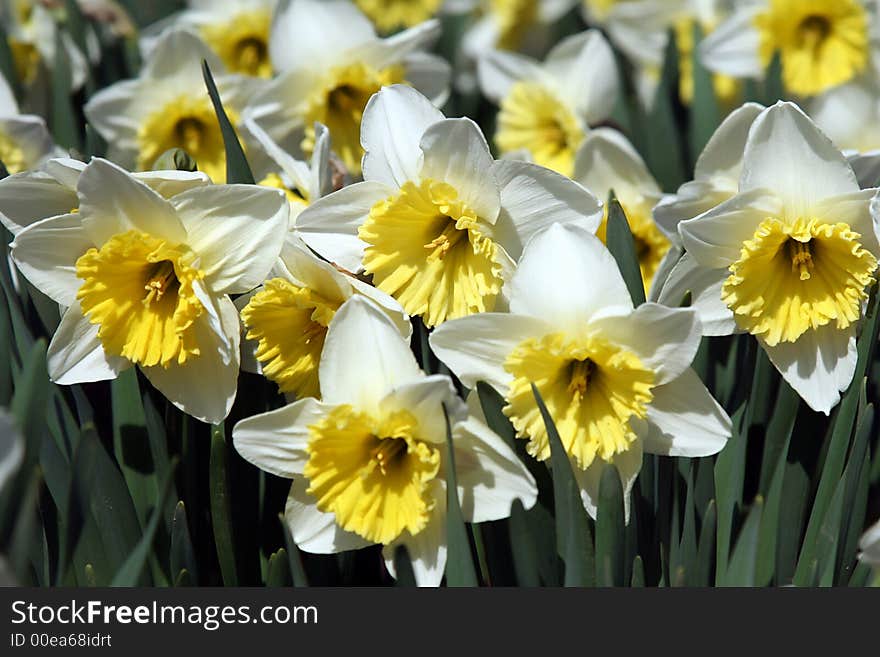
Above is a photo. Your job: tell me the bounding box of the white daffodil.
[243,0,450,175]
[584,0,738,109]
[431,223,730,519]
[809,72,880,188]
[571,128,670,295]
[477,29,619,176]
[84,28,264,183]
[653,102,764,311]
[141,0,278,78]
[10,158,289,423]
[700,0,875,98]
[295,84,603,328]
[0,156,211,236]
[245,119,335,227]
[0,0,88,90]
[859,518,880,570]
[0,72,61,176]
[675,102,880,414]
[237,235,410,399]
[354,0,444,33]
[233,295,537,586]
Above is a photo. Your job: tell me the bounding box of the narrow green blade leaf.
[266,549,293,587]
[714,404,746,583]
[51,29,82,151]
[393,545,417,587]
[202,60,255,184]
[170,501,198,585]
[278,513,309,587]
[688,22,721,165]
[606,193,646,306]
[443,404,479,586]
[723,496,763,586]
[691,500,716,586]
[209,422,239,586]
[595,464,625,586]
[532,383,594,586]
[645,28,686,191]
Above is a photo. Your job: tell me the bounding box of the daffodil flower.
[243,0,450,175]
[858,518,880,569]
[141,0,277,78]
[0,72,62,176]
[355,0,444,33]
[85,28,264,183]
[571,128,670,294]
[233,295,537,586]
[295,84,603,328]
[477,29,619,176]
[10,158,289,423]
[430,223,730,519]
[237,235,410,400]
[675,102,880,413]
[653,102,764,315]
[700,0,874,98]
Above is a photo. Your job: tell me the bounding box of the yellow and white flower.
[477,29,619,176]
[571,129,669,294]
[0,0,88,90]
[9,158,289,423]
[700,0,875,97]
[859,518,880,570]
[355,0,444,33]
[237,235,410,399]
[84,28,264,183]
[233,295,537,586]
[141,0,277,78]
[430,223,730,519]
[295,84,603,328]
[244,0,450,175]
[675,102,880,413]
[0,72,62,177]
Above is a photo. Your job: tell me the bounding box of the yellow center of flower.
[305,405,441,544]
[496,81,585,177]
[355,0,443,33]
[675,18,740,107]
[504,333,655,469]
[359,179,504,327]
[597,201,671,294]
[240,278,341,398]
[75,230,206,367]
[138,96,235,183]
[9,39,40,85]
[0,130,26,174]
[302,62,405,175]
[201,10,272,78]
[490,0,539,50]
[754,0,868,96]
[721,217,877,346]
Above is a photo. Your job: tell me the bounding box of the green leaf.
[209,422,239,586]
[266,549,292,587]
[645,28,686,191]
[0,21,20,101]
[595,464,625,586]
[202,60,255,184]
[393,545,417,587]
[688,22,721,165]
[170,501,198,585]
[713,404,746,583]
[723,496,763,586]
[111,458,177,586]
[606,193,646,306]
[691,500,716,586]
[443,404,479,586]
[279,514,309,587]
[507,499,541,586]
[630,555,645,587]
[51,29,82,151]
[532,383,594,586]
[835,404,873,584]
[10,338,49,457]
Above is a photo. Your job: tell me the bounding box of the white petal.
[82,79,142,147]
[172,184,289,294]
[476,49,541,103]
[419,118,500,222]
[47,303,130,385]
[698,6,763,78]
[232,397,328,478]
[546,30,619,124]
[140,296,240,424]
[653,181,734,239]
[847,151,880,190]
[0,171,79,235]
[694,102,764,183]
[430,312,554,391]
[284,478,372,554]
[131,169,212,198]
[383,482,447,587]
[509,223,632,328]
[400,52,452,110]
[453,416,536,523]
[762,325,858,415]
[77,158,187,245]
[741,102,860,216]
[858,519,880,566]
[572,128,660,207]
[0,410,23,492]
[647,243,683,301]
[381,375,466,444]
[678,188,780,268]
[319,296,421,410]
[353,19,442,70]
[491,159,603,261]
[361,85,443,189]
[573,439,642,522]
[656,253,736,336]
[589,302,701,386]
[0,72,18,114]
[644,368,731,457]
[10,213,93,306]
[295,180,392,273]
[142,28,222,84]
[811,189,880,257]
